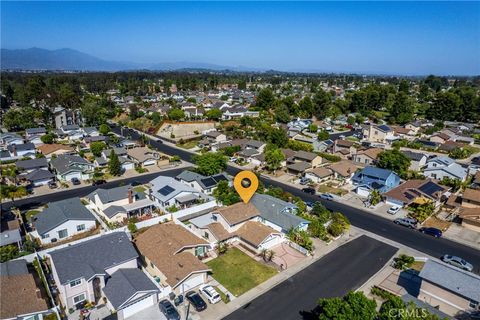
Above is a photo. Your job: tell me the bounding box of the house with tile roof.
[0,259,50,320]
[135,223,211,294]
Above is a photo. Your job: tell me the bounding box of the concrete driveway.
[270,242,307,269]
[125,304,167,320]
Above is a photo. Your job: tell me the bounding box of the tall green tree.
[193,152,227,176]
[377,149,411,177]
[90,141,107,157]
[108,150,122,176]
[317,291,377,320]
[389,92,414,124]
[313,88,332,119]
[265,148,285,172]
[168,108,185,121]
[255,88,275,110]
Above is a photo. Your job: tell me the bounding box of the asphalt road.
[112,125,480,272]
[224,235,398,320]
[0,166,189,212]
[3,125,478,273]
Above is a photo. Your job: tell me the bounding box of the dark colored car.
[419,227,442,238]
[159,299,180,320]
[302,187,316,195]
[130,180,142,186]
[92,179,107,186]
[186,291,207,312]
[71,177,81,185]
[48,181,58,189]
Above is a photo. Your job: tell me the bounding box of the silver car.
[441,254,474,272]
[394,218,417,229]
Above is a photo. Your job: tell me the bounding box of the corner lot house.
[423,156,468,181]
[87,185,155,223]
[31,197,97,244]
[0,259,50,320]
[418,259,480,316]
[48,232,158,319]
[135,223,211,294]
[50,154,94,181]
[352,166,401,196]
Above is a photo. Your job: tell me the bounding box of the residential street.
[224,235,397,320]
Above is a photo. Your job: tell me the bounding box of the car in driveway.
[71,177,81,185]
[159,299,180,320]
[48,181,58,189]
[419,227,442,238]
[441,254,474,272]
[186,291,207,312]
[387,205,401,215]
[92,179,107,186]
[199,285,221,304]
[319,193,334,201]
[394,218,417,229]
[302,187,316,195]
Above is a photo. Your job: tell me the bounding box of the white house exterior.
[423,156,468,181]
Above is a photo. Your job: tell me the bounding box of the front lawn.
[206,247,277,296]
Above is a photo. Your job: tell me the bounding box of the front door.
[93,277,102,304]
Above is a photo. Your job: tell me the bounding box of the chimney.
[12,144,17,157]
[128,188,133,204]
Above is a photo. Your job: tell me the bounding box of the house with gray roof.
[401,150,427,171]
[16,158,48,172]
[418,259,480,316]
[48,232,141,312]
[87,185,155,223]
[0,132,24,148]
[251,193,309,233]
[0,142,36,161]
[149,176,209,210]
[20,169,55,187]
[103,268,159,320]
[176,170,231,194]
[423,156,468,181]
[50,154,94,181]
[25,127,47,137]
[30,197,97,244]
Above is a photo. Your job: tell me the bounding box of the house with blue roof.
[352,166,401,197]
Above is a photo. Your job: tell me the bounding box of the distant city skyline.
[1,1,479,75]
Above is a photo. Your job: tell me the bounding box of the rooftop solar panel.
[201,177,217,188]
[419,182,444,196]
[404,192,416,200]
[158,185,175,196]
[213,174,227,182]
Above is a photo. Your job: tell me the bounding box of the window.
[73,293,86,304]
[469,299,479,309]
[70,279,81,287]
[41,233,50,239]
[58,229,68,239]
[76,224,85,232]
[195,247,205,257]
[204,232,209,239]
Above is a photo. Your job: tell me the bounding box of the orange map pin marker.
[234,170,259,203]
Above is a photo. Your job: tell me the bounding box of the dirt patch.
[423,216,452,231]
[157,121,215,140]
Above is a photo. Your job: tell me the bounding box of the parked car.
[419,227,442,238]
[130,180,142,186]
[71,177,81,185]
[302,187,316,195]
[441,254,474,272]
[48,181,58,189]
[319,193,334,201]
[186,291,207,312]
[387,205,401,215]
[199,285,221,304]
[159,299,180,320]
[299,177,311,185]
[394,218,417,229]
[305,201,315,208]
[92,179,107,186]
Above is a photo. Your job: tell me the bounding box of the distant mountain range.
[0,47,263,72]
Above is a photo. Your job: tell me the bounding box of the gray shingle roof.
[32,197,96,235]
[24,169,54,182]
[25,128,46,135]
[150,176,201,202]
[0,229,22,246]
[49,232,138,284]
[251,194,308,231]
[50,154,92,175]
[87,185,135,204]
[103,268,158,309]
[16,158,48,170]
[419,259,480,301]
[7,143,35,152]
[0,259,28,277]
[401,150,425,162]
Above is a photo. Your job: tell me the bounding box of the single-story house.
[126,147,162,167]
[418,259,480,316]
[423,156,468,182]
[383,179,449,207]
[458,207,480,232]
[327,161,359,183]
[37,143,74,158]
[148,176,208,210]
[16,158,49,173]
[304,167,334,184]
[176,170,231,194]
[31,197,97,244]
[462,188,480,208]
[401,150,427,171]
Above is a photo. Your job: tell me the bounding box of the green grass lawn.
[206,247,277,296]
[177,140,199,149]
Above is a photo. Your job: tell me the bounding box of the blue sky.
[1,1,479,75]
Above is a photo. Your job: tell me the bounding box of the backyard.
[206,247,277,296]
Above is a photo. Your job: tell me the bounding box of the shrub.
[393,254,415,270]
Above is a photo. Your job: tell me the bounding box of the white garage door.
[356,187,371,198]
[64,172,81,181]
[122,294,155,319]
[181,274,205,291]
[261,235,283,249]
